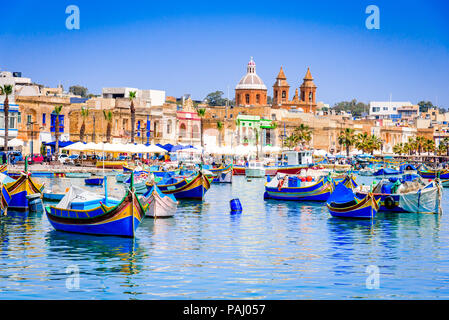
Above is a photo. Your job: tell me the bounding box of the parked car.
[32,154,44,163]
[58,154,69,164]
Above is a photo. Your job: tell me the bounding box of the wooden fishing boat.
[84,177,104,186]
[43,192,65,202]
[213,168,232,183]
[0,164,7,173]
[0,184,12,215]
[327,183,379,219]
[45,174,146,237]
[152,171,212,200]
[140,185,178,218]
[418,168,449,179]
[264,174,334,201]
[354,176,442,214]
[5,165,44,211]
[233,164,304,176]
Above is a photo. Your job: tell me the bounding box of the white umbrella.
[144,144,167,153]
[313,149,327,156]
[8,138,24,147]
[62,142,86,151]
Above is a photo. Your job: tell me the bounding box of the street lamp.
[27,121,36,157]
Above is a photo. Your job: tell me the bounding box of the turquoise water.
[0,175,448,299]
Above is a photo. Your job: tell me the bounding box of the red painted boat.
[233,164,305,176]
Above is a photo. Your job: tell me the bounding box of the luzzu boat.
[0,174,12,215]
[140,185,178,218]
[233,164,304,176]
[354,175,442,214]
[418,167,449,179]
[5,160,44,211]
[152,171,212,200]
[327,182,379,219]
[45,174,146,237]
[263,174,334,201]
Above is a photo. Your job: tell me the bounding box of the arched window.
[282,91,286,99]
[245,94,250,104]
[179,123,186,137]
[237,94,241,105]
[274,91,278,99]
[256,94,260,104]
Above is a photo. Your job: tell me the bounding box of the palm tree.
[442,137,449,157]
[0,85,13,152]
[196,108,206,148]
[338,128,355,157]
[437,143,447,156]
[53,105,63,158]
[216,121,224,147]
[103,110,113,143]
[354,132,369,153]
[393,142,404,155]
[407,137,417,155]
[79,106,89,142]
[423,138,435,155]
[366,134,382,155]
[129,91,136,143]
[294,124,312,149]
[415,136,426,155]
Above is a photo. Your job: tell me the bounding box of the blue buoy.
[267,175,271,182]
[230,198,242,212]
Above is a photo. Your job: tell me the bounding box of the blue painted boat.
[264,175,334,201]
[153,171,212,200]
[85,177,104,186]
[4,159,44,211]
[45,174,147,237]
[373,167,402,176]
[327,183,379,219]
[43,193,65,202]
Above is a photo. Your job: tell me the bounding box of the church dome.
[235,57,267,90]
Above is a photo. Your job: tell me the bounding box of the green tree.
[332,99,369,117]
[417,101,434,113]
[338,128,355,157]
[129,91,137,143]
[204,91,226,106]
[53,105,63,158]
[79,107,89,142]
[0,85,13,152]
[393,142,404,155]
[69,85,88,97]
[294,124,312,148]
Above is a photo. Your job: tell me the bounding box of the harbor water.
[0,175,448,299]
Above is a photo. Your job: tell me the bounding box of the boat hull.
[5,174,44,211]
[327,195,379,219]
[141,187,178,218]
[45,191,146,237]
[155,172,212,200]
[264,177,333,201]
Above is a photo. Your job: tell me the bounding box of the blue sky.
[1,0,448,107]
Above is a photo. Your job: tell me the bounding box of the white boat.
[217,170,232,183]
[245,160,266,178]
[141,185,178,218]
[358,167,375,176]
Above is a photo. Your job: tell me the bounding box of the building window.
[42,113,46,125]
[18,112,21,123]
[192,124,199,139]
[237,94,241,105]
[245,94,250,104]
[167,120,171,134]
[256,94,260,104]
[27,114,32,124]
[274,91,278,99]
[282,91,286,99]
[179,123,187,137]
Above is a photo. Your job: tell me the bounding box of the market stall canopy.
[8,138,24,147]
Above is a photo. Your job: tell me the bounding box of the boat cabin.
[281,151,313,166]
[248,160,265,169]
